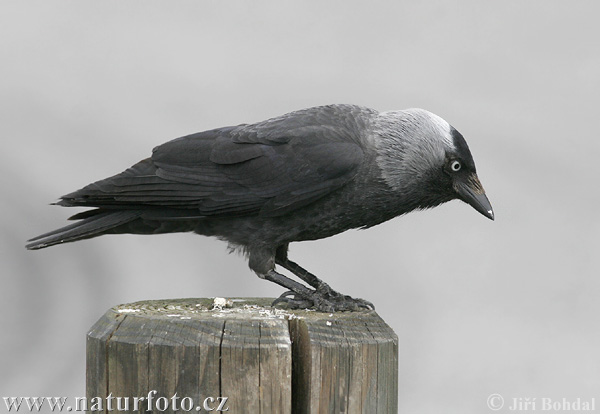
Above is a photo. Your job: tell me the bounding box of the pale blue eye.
[451,160,461,172]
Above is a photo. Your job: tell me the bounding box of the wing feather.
[60,105,369,217]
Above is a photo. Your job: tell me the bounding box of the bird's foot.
[272,291,315,310]
[272,288,374,312]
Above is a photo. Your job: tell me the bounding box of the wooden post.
[86,298,398,413]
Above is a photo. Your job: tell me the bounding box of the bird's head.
[373,108,494,220]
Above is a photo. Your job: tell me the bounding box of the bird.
[26,104,494,312]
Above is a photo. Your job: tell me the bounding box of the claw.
[272,289,374,312]
[272,291,315,309]
[348,297,375,310]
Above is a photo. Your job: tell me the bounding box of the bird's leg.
[261,270,315,305]
[262,270,333,311]
[249,246,327,310]
[275,255,332,294]
[273,245,375,311]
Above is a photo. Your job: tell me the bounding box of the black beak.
[454,174,494,220]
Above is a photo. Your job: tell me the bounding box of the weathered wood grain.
[289,309,398,413]
[86,298,397,414]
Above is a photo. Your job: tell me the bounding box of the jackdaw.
[27,104,493,312]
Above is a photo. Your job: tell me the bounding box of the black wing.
[60,106,368,218]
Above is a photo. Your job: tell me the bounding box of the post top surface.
[109,297,380,323]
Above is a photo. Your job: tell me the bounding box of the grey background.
[1,1,599,413]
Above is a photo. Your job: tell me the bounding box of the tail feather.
[26,210,142,250]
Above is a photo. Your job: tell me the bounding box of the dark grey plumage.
[27,104,494,311]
